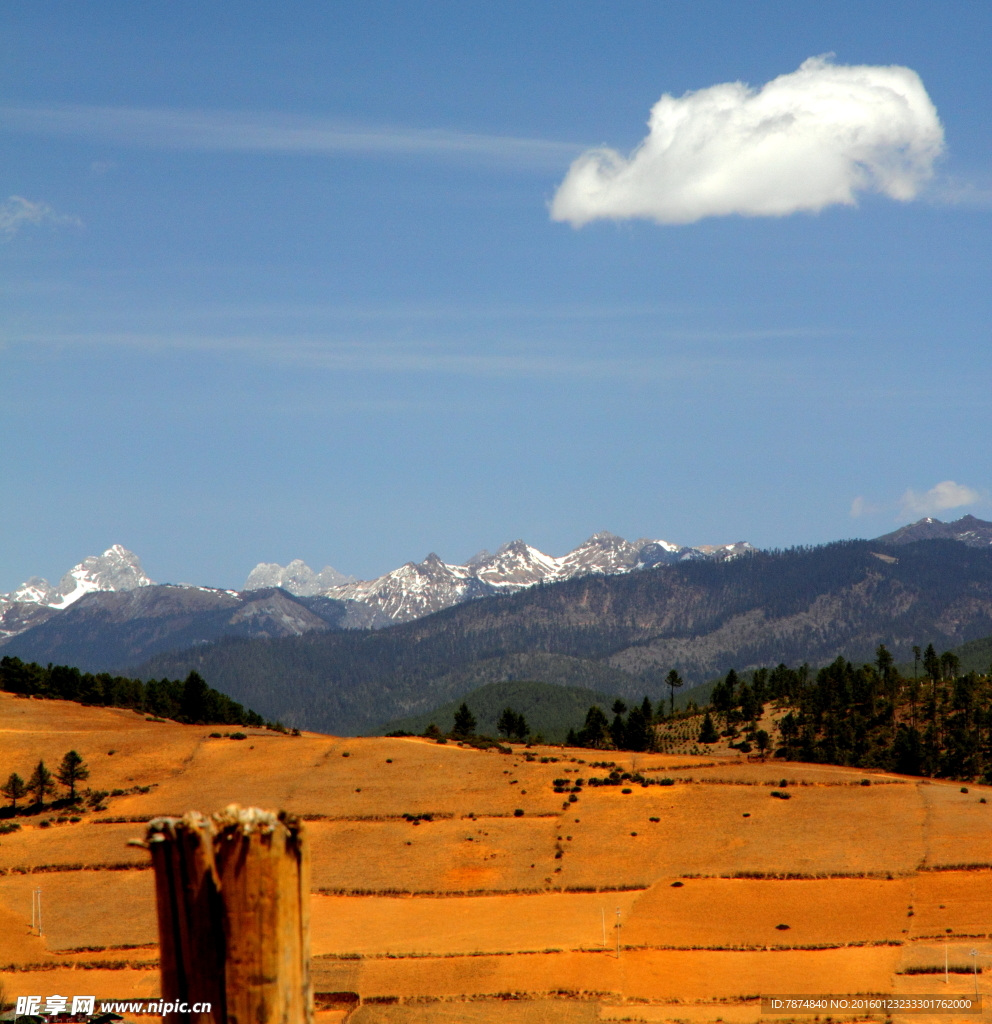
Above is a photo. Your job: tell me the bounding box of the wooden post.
[143,805,312,1024]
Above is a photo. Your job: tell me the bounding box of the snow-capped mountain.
[0,533,755,650]
[1,544,153,611]
[243,559,355,594]
[0,545,154,640]
[326,553,495,622]
[874,514,992,548]
[245,531,755,624]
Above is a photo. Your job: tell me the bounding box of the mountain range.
[0,530,754,651]
[2,515,991,735]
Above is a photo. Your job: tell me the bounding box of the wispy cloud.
[0,104,583,172]
[850,496,883,519]
[552,56,944,227]
[0,195,82,241]
[924,174,992,210]
[899,480,980,519]
[1,328,772,383]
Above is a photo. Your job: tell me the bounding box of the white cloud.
[551,56,944,227]
[0,195,82,241]
[899,480,980,519]
[849,496,882,518]
[0,105,582,172]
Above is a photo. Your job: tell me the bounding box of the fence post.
[144,805,312,1024]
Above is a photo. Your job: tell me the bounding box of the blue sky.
[1,1,990,591]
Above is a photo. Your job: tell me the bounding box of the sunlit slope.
[2,692,992,1022]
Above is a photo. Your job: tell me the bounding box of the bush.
[0,822,21,835]
[513,808,524,817]
[229,732,247,740]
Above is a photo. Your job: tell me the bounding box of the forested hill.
[131,539,992,735]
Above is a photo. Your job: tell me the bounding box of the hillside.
[132,539,992,734]
[376,680,623,742]
[2,694,992,1023]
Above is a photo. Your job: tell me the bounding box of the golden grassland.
[2,692,992,1022]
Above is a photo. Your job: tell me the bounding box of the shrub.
[0,822,21,835]
[229,732,247,740]
[621,788,632,794]
[513,809,524,817]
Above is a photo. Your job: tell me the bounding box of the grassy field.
[2,691,992,1022]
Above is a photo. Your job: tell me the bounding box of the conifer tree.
[56,750,90,802]
[1,772,27,809]
[28,760,55,807]
[698,713,718,744]
[665,668,683,716]
[452,702,476,737]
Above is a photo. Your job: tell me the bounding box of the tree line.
[563,642,992,782]
[0,656,266,727]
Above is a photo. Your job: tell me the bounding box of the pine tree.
[56,750,90,802]
[665,669,683,716]
[28,760,55,807]
[625,706,650,751]
[180,671,210,724]
[578,705,611,749]
[923,643,940,683]
[1,772,27,809]
[698,713,718,744]
[497,707,517,739]
[452,702,476,737]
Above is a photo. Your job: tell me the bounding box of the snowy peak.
[243,559,355,595]
[324,553,483,622]
[875,514,992,548]
[1,545,154,612]
[247,530,757,625]
[471,541,561,588]
[557,531,643,577]
[49,544,154,609]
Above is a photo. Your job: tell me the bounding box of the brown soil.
[2,694,992,1023]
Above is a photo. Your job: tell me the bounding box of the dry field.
[2,692,992,1023]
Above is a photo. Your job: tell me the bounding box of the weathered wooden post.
[142,805,312,1024]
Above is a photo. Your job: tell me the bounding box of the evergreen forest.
[0,656,266,727]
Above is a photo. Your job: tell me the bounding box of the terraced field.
[2,692,991,1022]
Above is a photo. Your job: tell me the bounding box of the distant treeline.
[567,643,992,782]
[0,656,265,727]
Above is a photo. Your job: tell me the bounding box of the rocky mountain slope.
[133,538,992,735]
[244,531,754,623]
[875,513,992,547]
[0,545,153,642]
[0,532,751,648]
[0,586,355,672]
